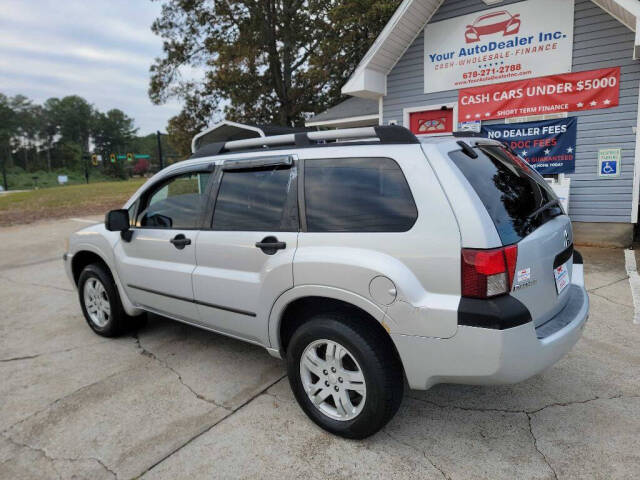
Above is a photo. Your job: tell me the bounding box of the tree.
[40,98,61,171]
[150,0,401,130]
[93,109,138,179]
[55,96,94,167]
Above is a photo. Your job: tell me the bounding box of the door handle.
[170,234,192,250]
[255,236,286,255]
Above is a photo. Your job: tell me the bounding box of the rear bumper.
[393,280,589,390]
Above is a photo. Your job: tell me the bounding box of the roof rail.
[191,125,418,158]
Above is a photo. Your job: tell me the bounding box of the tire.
[287,312,404,439]
[78,263,141,337]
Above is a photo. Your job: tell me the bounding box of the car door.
[114,166,214,321]
[192,155,299,344]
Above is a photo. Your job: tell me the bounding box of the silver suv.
[64,126,589,438]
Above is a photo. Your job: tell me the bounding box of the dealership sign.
[424,0,574,94]
[459,67,620,121]
[481,118,577,174]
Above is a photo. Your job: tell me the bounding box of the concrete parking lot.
[1,217,639,480]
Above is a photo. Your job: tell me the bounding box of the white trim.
[591,0,639,31]
[305,114,380,128]
[378,97,384,126]
[403,102,458,137]
[631,76,640,223]
[191,120,265,153]
[635,18,640,60]
[342,0,444,98]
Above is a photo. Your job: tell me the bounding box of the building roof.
[306,97,380,128]
[342,0,640,99]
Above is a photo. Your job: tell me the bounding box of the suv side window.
[304,157,417,232]
[211,166,297,231]
[137,171,211,229]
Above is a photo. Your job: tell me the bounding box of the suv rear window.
[449,144,562,245]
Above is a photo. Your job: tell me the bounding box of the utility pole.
[1,150,8,191]
[83,152,90,184]
[156,130,164,171]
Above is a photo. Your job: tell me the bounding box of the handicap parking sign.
[598,148,621,178]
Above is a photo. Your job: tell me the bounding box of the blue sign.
[600,161,617,176]
[481,117,577,174]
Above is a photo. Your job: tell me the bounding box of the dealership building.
[308,0,640,246]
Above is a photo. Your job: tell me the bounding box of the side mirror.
[105,209,133,242]
[105,209,129,231]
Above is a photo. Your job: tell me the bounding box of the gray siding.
[384,0,640,223]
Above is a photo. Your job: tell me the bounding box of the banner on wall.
[481,117,577,174]
[459,67,620,121]
[424,0,574,94]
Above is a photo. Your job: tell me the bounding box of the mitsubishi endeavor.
[64,126,589,439]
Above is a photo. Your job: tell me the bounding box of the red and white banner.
[458,67,620,121]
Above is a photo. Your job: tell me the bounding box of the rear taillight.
[461,245,518,298]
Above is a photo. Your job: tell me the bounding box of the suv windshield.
[449,144,563,245]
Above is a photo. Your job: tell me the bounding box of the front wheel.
[287,313,404,439]
[78,263,141,337]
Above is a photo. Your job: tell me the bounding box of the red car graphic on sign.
[465,11,521,43]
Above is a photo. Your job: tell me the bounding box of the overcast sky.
[0,0,183,135]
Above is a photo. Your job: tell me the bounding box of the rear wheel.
[287,313,404,439]
[78,263,142,337]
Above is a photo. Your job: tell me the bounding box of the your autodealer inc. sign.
[424,0,574,94]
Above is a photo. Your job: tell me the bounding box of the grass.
[0,179,146,226]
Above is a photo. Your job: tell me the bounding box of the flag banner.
[459,67,619,121]
[481,117,577,174]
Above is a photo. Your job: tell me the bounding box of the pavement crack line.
[0,272,73,293]
[382,430,451,480]
[0,368,134,437]
[408,393,632,416]
[135,372,287,478]
[587,276,629,293]
[132,333,232,412]
[0,341,109,363]
[586,290,633,309]
[526,413,558,480]
[2,432,118,479]
[0,256,60,272]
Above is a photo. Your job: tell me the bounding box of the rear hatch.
[449,142,573,326]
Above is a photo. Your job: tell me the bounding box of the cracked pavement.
[1,217,640,479]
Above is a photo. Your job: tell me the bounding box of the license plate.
[554,262,570,294]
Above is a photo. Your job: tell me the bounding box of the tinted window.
[137,171,210,229]
[212,166,295,231]
[305,157,417,232]
[449,145,562,245]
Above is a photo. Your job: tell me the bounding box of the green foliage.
[5,167,113,190]
[150,0,401,140]
[0,93,179,189]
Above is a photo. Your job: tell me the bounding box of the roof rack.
[191,125,418,158]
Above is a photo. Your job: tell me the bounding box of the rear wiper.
[522,199,562,230]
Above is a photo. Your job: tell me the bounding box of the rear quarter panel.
[294,145,461,338]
